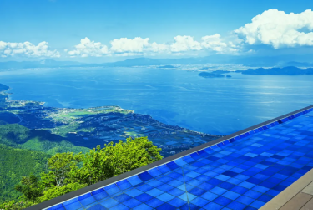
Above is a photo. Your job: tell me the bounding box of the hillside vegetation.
[0,144,51,203]
[0,100,163,209]
[0,123,91,205]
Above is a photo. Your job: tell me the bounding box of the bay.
[1,67,313,135]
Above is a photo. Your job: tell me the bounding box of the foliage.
[68,136,163,185]
[0,136,163,209]
[21,138,90,156]
[45,152,84,187]
[36,182,88,203]
[0,200,35,210]
[0,143,51,203]
[0,120,8,125]
[14,174,43,202]
[0,123,89,204]
[0,124,29,144]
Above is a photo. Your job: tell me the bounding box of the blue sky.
[0,0,313,63]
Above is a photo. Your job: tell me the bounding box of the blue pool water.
[42,108,313,210]
[1,67,313,135]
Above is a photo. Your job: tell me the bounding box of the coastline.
[0,84,219,137]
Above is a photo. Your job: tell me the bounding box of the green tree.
[36,182,87,203]
[69,136,163,185]
[44,152,84,187]
[14,174,43,202]
[1,136,163,209]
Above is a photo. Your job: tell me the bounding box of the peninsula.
[0,83,222,158]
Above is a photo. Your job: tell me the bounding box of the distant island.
[236,66,313,75]
[157,65,176,68]
[199,71,232,78]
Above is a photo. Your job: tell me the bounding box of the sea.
[0,67,313,135]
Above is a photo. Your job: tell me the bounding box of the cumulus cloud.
[67,37,110,57]
[0,41,60,58]
[146,42,170,53]
[170,35,202,52]
[201,34,231,53]
[66,34,243,57]
[234,9,313,49]
[110,37,150,53]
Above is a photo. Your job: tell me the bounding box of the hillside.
[0,123,90,203]
[0,143,51,203]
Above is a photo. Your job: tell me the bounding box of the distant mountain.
[237,66,313,75]
[278,61,313,68]
[1,54,313,70]
[0,59,81,70]
[102,54,313,67]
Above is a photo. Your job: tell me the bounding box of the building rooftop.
[26,105,313,210]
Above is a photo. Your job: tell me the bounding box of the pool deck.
[260,168,313,210]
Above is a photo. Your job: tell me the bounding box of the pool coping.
[25,104,313,210]
[259,168,313,210]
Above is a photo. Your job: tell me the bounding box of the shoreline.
[0,84,223,138]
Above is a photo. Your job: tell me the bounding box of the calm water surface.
[0,67,313,135]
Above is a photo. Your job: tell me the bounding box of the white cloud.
[66,34,243,57]
[0,41,60,57]
[67,37,110,57]
[145,42,170,53]
[110,37,150,53]
[170,35,202,52]
[234,9,313,49]
[201,34,227,52]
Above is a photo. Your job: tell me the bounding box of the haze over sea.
[1,67,313,135]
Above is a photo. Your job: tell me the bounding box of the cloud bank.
[0,41,60,58]
[65,34,241,57]
[234,9,313,49]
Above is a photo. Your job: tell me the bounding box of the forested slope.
[0,123,90,204]
[0,143,51,203]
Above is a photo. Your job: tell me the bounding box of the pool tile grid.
[38,107,313,210]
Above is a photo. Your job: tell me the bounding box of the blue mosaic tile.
[126,176,143,186]
[110,204,129,210]
[103,184,120,196]
[174,157,188,166]
[251,200,266,208]
[133,203,153,210]
[136,183,154,192]
[113,193,132,202]
[155,203,176,210]
[157,164,171,174]
[99,198,119,208]
[91,188,109,201]
[78,192,96,208]
[203,202,223,210]
[189,196,210,206]
[86,204,106,210]
[167,187,185,196]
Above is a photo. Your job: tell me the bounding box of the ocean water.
[0,67,313,135]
